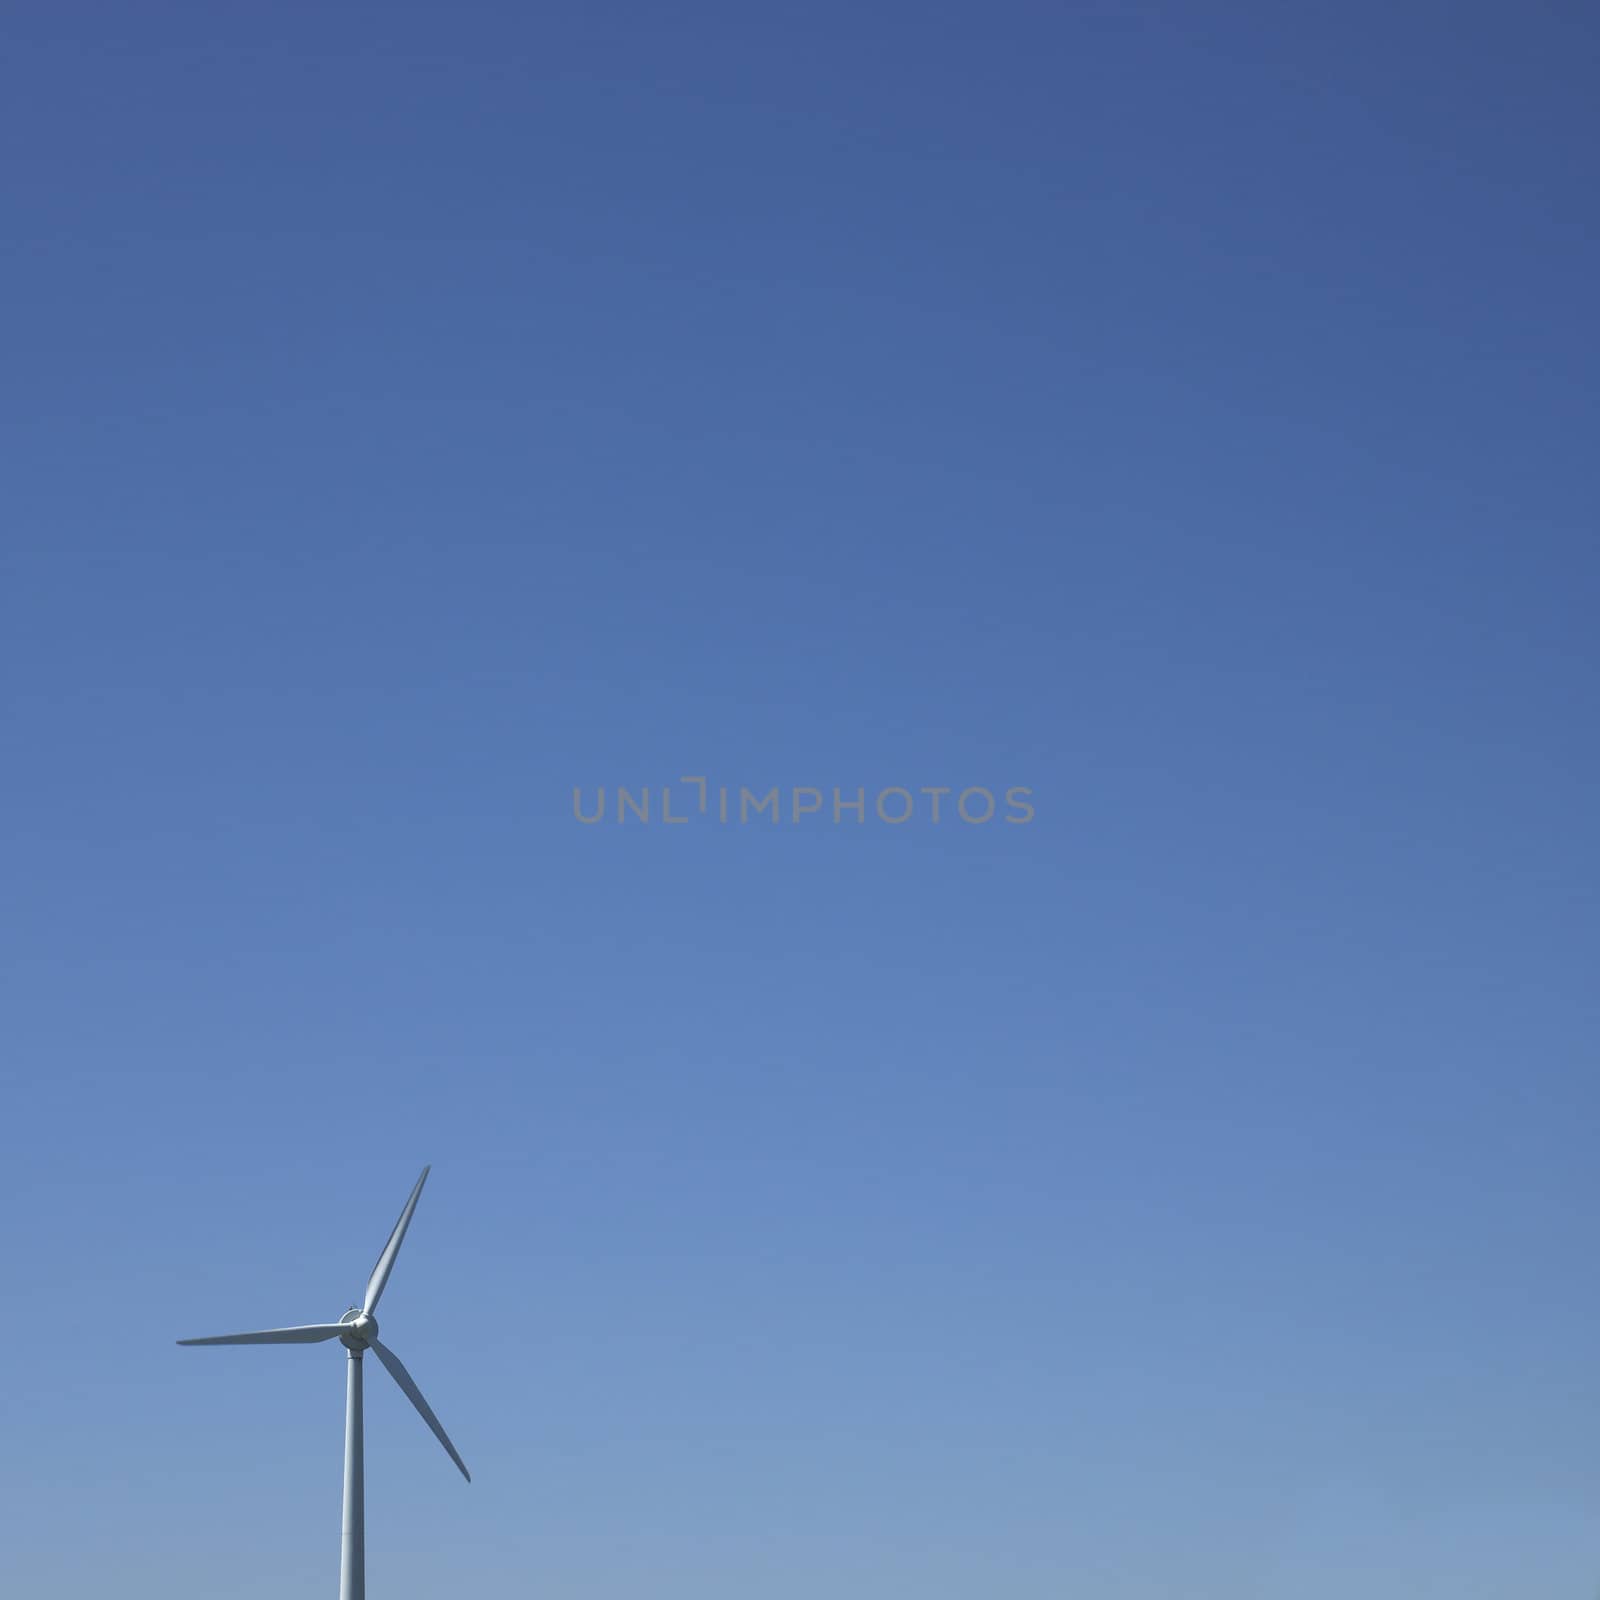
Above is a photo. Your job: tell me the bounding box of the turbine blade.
[363,1166,430,1315]
[177,1324,346,1346]
[369,1338,471,1482]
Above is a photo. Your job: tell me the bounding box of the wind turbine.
[177,1165,469,1600]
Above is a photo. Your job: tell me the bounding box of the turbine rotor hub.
[338,1308,378,1348]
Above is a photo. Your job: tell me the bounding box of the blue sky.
[4,3,1598,1595]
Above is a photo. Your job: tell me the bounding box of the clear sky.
[4,3,1598,1596]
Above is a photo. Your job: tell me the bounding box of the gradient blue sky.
[5,3,1598,1596]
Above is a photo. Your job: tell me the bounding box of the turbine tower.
[177,1165,469,1599]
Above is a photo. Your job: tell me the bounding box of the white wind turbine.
[177,1165,469,1600]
